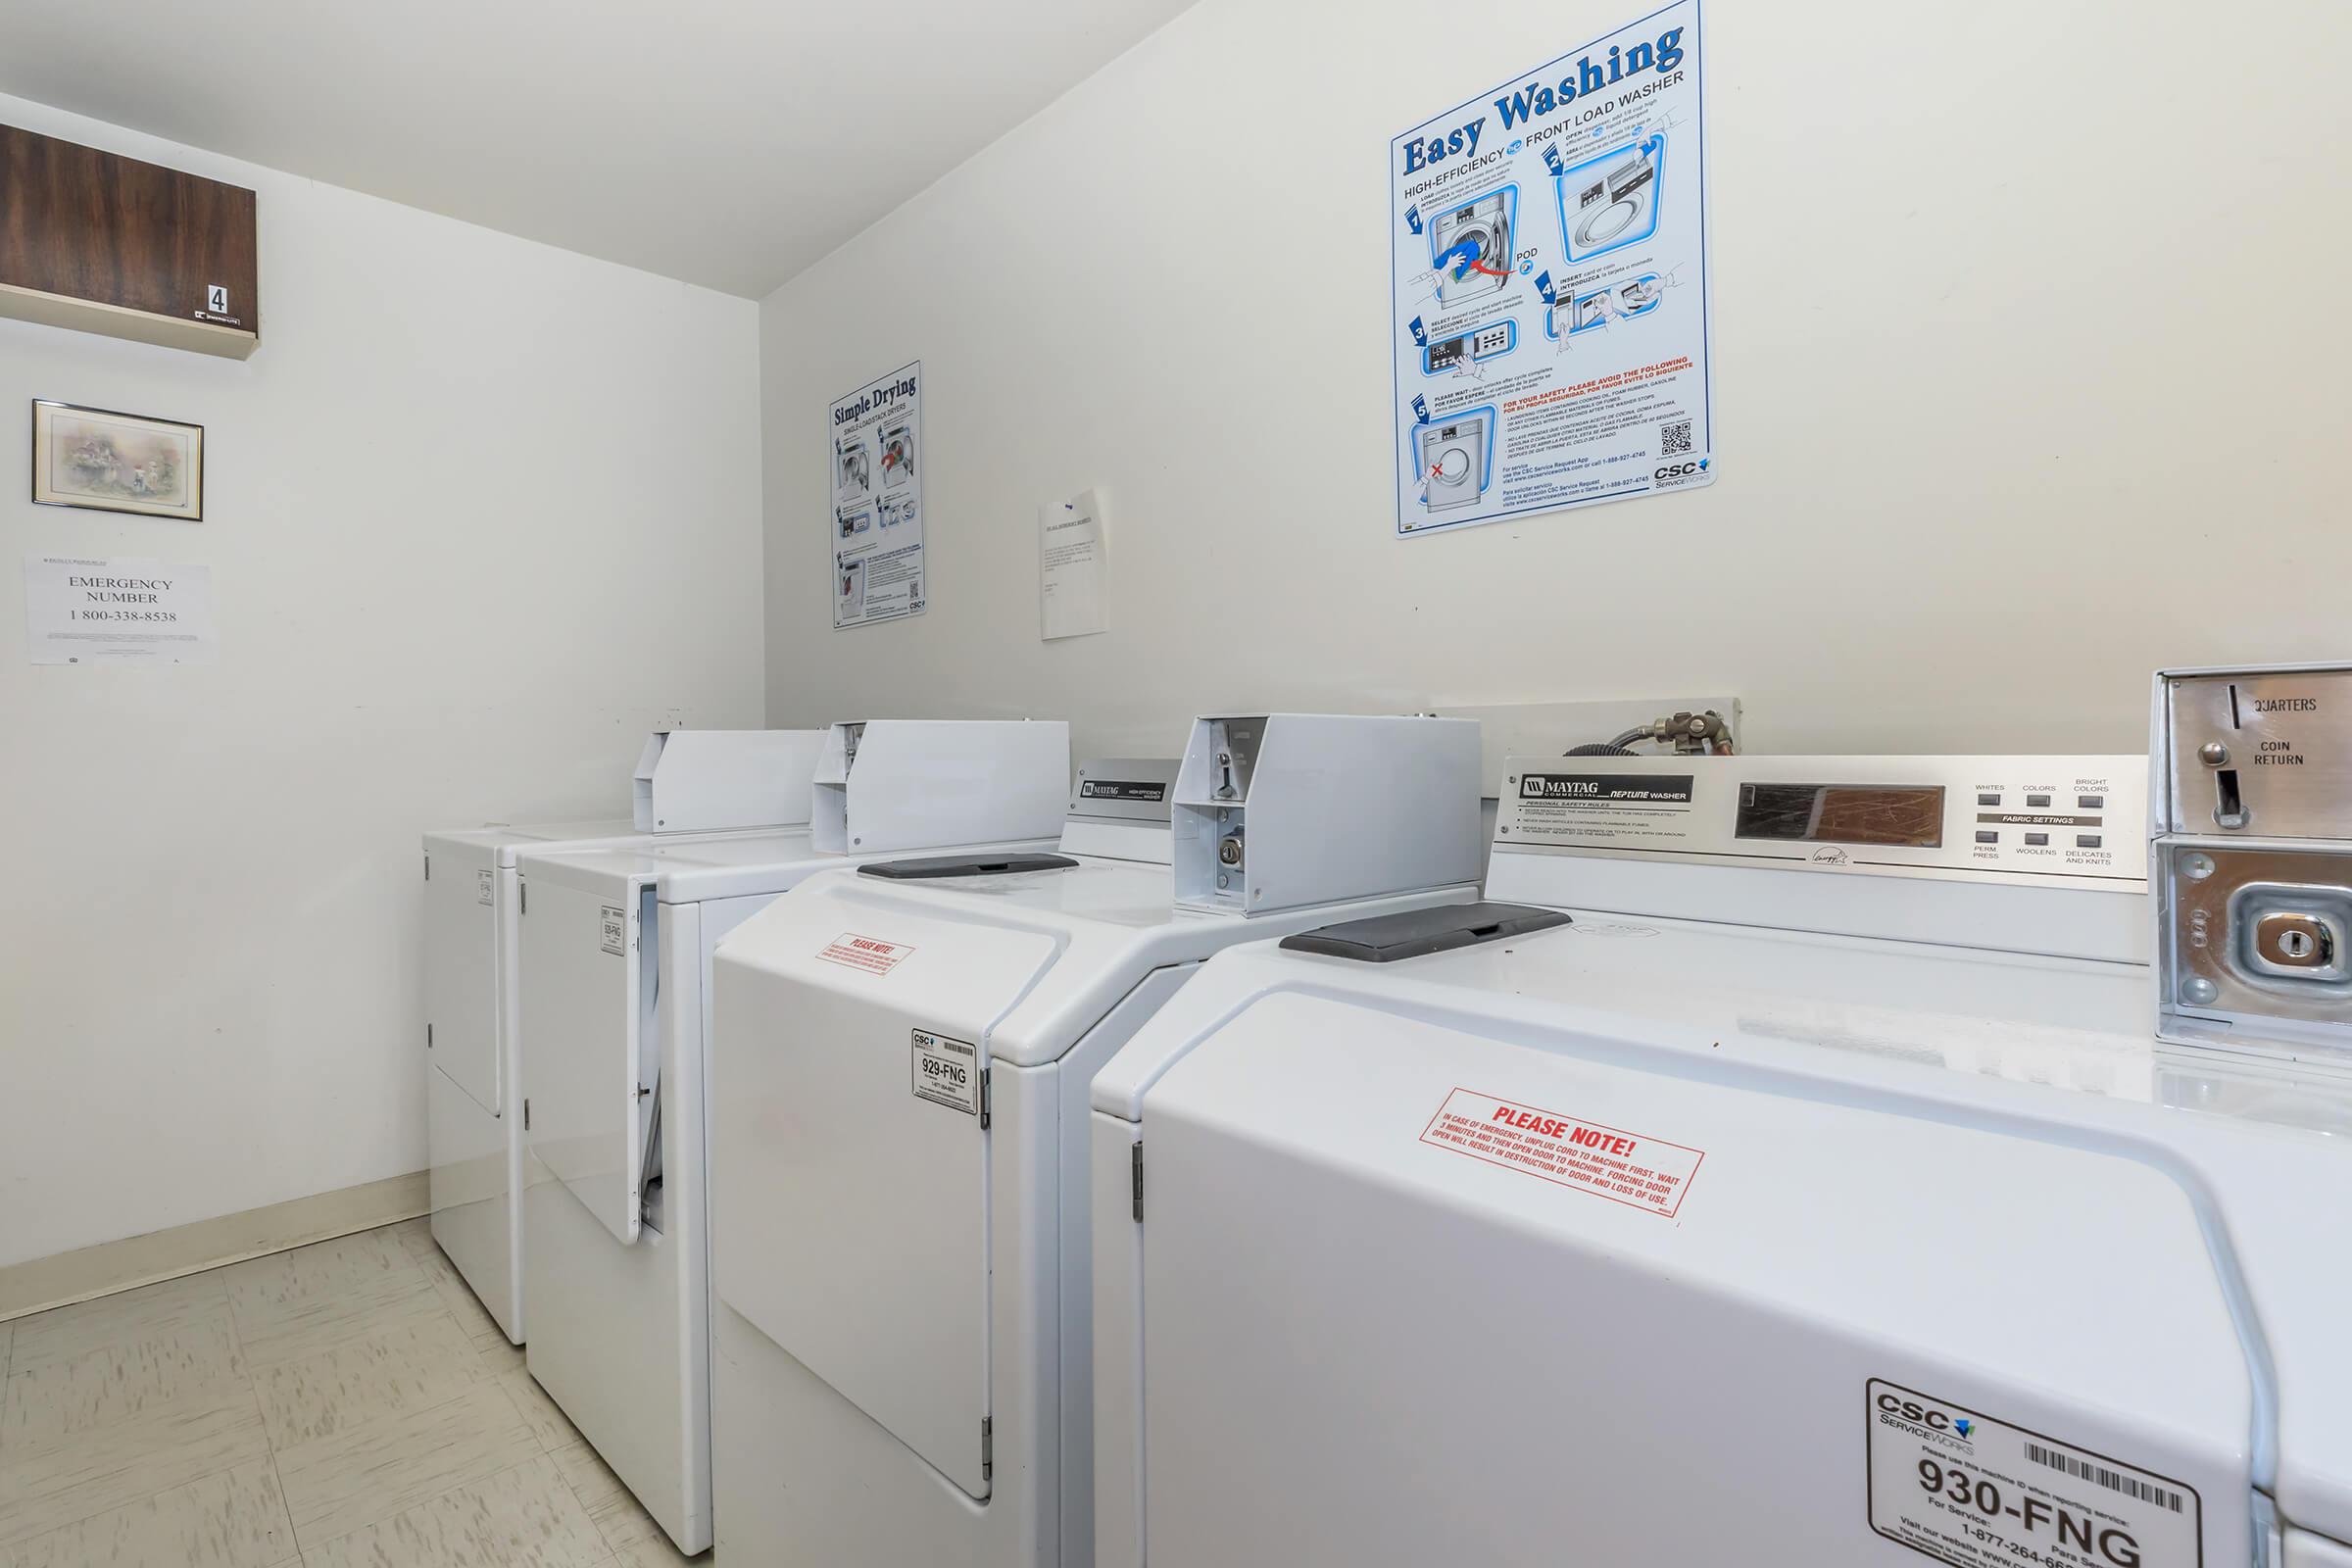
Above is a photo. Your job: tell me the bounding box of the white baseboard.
[0,1170,429,1324]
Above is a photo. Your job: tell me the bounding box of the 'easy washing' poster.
[1391,0,1711,537]
[830,361,927,629]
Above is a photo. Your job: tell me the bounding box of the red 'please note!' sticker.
[815,933,914,975]
[1420,1087,1703,1219]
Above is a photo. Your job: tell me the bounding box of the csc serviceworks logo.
[1876,1391,1975,1443]
[1653,457,1711,487]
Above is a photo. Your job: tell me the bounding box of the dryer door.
[424,840,502,1112]
[520,870,653,1245]
[714,893,1061,1500]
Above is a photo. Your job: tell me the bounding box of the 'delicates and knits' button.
[2078,834,2103,849]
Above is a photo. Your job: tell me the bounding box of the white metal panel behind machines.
[811,718,1070,854]
[631,727,830,833]
[1092,751,2352,1568]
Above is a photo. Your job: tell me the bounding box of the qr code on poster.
[1660,419,1693,456]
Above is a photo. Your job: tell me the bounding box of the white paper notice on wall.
[24,555,218,664]
[1040,488,1107,641]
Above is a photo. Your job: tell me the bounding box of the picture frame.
[31,400,205,521]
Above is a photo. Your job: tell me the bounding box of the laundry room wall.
[757,0,2352,760]
[0,95,765,1270]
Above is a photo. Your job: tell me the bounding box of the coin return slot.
[2214,768,2246,830]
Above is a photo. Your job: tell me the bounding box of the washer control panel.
[1426,320,1515,372]
[1497,754,2147,888]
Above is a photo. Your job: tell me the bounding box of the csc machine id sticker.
[1866,1379,2200,1568]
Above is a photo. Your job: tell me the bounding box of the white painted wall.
[0,96,764,1268]
[760,1,2352,760]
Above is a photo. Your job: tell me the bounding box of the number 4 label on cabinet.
[910,1029,980,1116]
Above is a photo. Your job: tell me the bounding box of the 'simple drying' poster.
[1391,0,1713,537]
[830,362,927,629]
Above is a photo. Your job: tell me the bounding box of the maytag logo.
[1519,772,1695,805]
[1080,780,1168,803]
[1522,775,1602,799]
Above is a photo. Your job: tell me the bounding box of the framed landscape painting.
[31,400,205,521]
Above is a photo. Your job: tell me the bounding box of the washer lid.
[1132,986,2255,1564]
[1099,907,2352,1544]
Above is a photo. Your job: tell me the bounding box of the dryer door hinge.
[518,879,527,914]
[979,1069,992,1130]
[1131,1141,1144,1222]
[423,852,430,881]
[425,1023,433,1050]
[522,1099,531,1131]
[981,1416,993,1482]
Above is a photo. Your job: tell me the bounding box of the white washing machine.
[708,716,1486,1567]
[516,719,1069,1554]
[1433,191,1512,304]
[422,729,828,1344]
[1092,752,2352,1568]
[1418,413,1490,512]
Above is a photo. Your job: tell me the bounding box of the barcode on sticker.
[2024,1443,2184,1513]
[1660,418,1693,456]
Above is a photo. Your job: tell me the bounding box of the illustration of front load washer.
[879,422,914,487]
[1433,192,1512,305]
[1417,413,1491,512]
[1567,142,1658,260]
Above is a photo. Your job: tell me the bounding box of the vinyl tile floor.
[0,1221,703,1568]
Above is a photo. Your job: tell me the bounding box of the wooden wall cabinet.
[1,124,260,359]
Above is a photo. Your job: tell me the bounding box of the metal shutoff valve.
[1575,710,1737,758]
